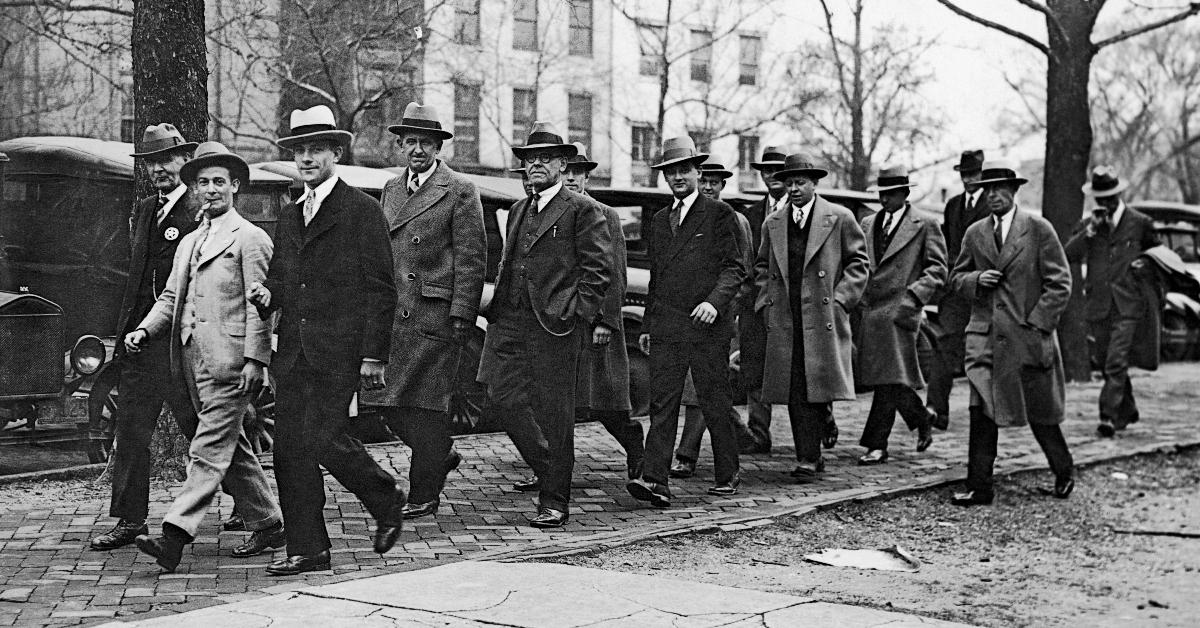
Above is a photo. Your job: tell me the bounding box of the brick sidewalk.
[1,365,1196,627]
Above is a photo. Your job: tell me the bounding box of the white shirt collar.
[672,189,700,224]
[160,183,187,214]
[993,206,1016,242]
[966,188,982,206]
[791,194,817,228]
[408,160,439,189]
[881,204,907,235]
[1109,200,1126,228]
[534,181,563,212]
[769,192,788,213]
[301,173,341,215]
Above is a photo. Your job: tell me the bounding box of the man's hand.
[239,360,266,398]
[247,281,272,309]
[360,360,386,391]
[124,329,148,354]
[451,317,472,344]
[690,302,718,325]
[978,269,1004,289]
[592,323,613,346]
[638,333,651,356]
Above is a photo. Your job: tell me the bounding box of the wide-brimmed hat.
[179,141,250,184]
[275,105,354,150]
[953,149,985,173]
[750,145,788,170]
[511,122,577,161]
[565,142,598,172]
[699,157,733,180]
[774,152,829,181]
[867,165,917,192]
[387,102,453,140]
[130,123,198,158]
[651,136,708,170]
[1081,165,1127,198]
[976,158,1029,186]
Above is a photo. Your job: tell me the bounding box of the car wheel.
[917,319,937,382]
[450,326,490,434]
[1160,311,1193,362]
[86,369,120,464]
[244,386,275,455]
[628,345,650,418]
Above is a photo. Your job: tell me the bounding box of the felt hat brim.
[749,159,787,170]
[1082,179,1128,197]
[179,153,250,185]
[774,167,829,181]
[650,153,709,170]
[275,129,354,150]
[867,182,916,192]
[566,160,599,172]
[387,124,454,140]
[130,141,199,158]
[512,143,578,160]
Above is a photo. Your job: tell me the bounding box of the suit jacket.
[576,194,632,412]
[361,162,486,411]
[262,178,397,377]
[115,191,200,358]
[950,209,1072,426]
[138,210,273,390]
[755,196,869,404]
[737,196,773,311]
[856,206,947,389]
[1063,205,1158,322]
[941,191,986,267]
[644,195,745,342]
[488,186,612,336]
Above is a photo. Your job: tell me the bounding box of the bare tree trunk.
[848,0,868,190]
[651,0,674,187]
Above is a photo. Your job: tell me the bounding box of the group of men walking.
[89,99,1169,574]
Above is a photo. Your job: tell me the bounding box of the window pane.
[513,0,538,50]
[455,0,481,45]
[630,125,657,162]
[512,87,537,143]
[569,0,593,56]
[690,30,712,83]
[638,24,664,77]
[739,35,761,86]
[737,135,760,169]
[568,93,592,147]
[454,82,480,163]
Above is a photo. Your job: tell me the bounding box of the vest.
[786,213,811,323]
[504,200,545,313]
[131,200,197,329]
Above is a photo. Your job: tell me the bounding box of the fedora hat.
[953,149,985,173]
[130,123,198,158]
[650,136,708,170]
[975,158,1028,186]
[1081,165,1127,198]
[867,165,916,192]
[750,145,788,170]
[565,142,598,172]
[774,152,829,181]
[699,157,733,180]
[179,141,250,185]
[512,121,577,160]
[275,105,354,150]
[387,102,453,140]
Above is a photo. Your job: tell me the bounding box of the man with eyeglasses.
[477,122,612,528]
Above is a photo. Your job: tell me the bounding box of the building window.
[453,81,480,163]
[690,29,712,83]
[455,0,481,45]
[638,23,664,77]
[739,35,761,86]
[630,124,657,163]
[737,135,760,169]
[120,84,135,144]
[567,93,592,148]
[689,130,712,154]
[513,0,538,50]
[512,87,537,165]
[569,0,593,56]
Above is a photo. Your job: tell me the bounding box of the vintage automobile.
[1128,200,1200,360]
[0,136,293,462]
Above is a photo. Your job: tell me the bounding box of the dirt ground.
[549,448,1200,628]
[0,441,90,476]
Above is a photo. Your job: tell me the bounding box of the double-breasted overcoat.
[576,196,631,412]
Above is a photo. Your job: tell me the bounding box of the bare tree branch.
[931,0,1049,55]
[1094,2,1200,48]
[0,0,130,18]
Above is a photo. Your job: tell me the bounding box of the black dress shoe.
[858,449,889,465]
[950,490,994,506]
[823,420,839,449]
[626,478,671,508]
[916,422,933,452]
[930,411,949,431]
[707,474,741,496]
[791,458,825,482]
[135,534,187,572]
[265,550,331,576]
[740,443,771,455]
[528,507,569,528]
[373,489,407,554]
[443,450,463,475]
[1097,422,1116,437]
[626,455,644,480]
[401,499,440,520]
[1037,475,1075,499]
[222,512,246,532]
[231,523,286,558]
[90,519,148,551]
[669,459,696,479]
[513,475,541,492]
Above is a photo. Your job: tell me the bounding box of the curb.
[0,462,105,486]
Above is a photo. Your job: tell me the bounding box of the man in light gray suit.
[125,142,283,571]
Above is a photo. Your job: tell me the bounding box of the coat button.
[407,272,416,280]
[300,282,306,289]
[300,318,306,324]
[412,236,421,244]
[401,309,411,319]
[818,270,827,278]
[826,322,833,330]
[822,297,829,304]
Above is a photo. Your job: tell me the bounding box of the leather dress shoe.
[222,512,246,532]
[626,478,671,508]
[858,449,889,466]
[231,523,286,558]
[373,489,407,554]
[1037,475,1075,499]
[444,450,463,475]
[916,424,934,452]
[90,519,148,551]
[401,499,440,520]
[669,459,696,478]
[950,490,994,506]
[513,475,541,492]
[528,507,569,528]
[707,474,741,496]
[822,420,839,449]
[930,411,949,431]
[791,458,825,482]
[626,455,644,480]
[1097,422,1116,437]
[265,550,331,576]
[135,534,187,572]
[740,442,771,455]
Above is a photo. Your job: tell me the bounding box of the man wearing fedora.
[927,149,987,431]
[477,123,612,528]
[564,143,645,480]
[125,142,284,572]
[855,166,946,466]
[358,103,485,520]
[948,159,1074,506]
[247,105,404,573]
[627,137,745,507]
[1064,166,1158,437]
[755,153,869,482]
[92,124,210,552]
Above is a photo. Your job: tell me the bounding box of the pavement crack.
[297,588,520,620]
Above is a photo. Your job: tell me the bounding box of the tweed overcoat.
[949,209,1072,427]
[856,207,947,389]
[754,196,870,404]
[576,195,632,412]
[360,162,486,412]
[1063,205,1158,322]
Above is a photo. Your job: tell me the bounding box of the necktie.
[193,218,211,263]
[964,194,974,217]
[993,216,1004,251]
[792,205,805,227]
[881,211,894,238]
[530,193,541,215]
[156,194,169,225]
[408,171,420,195]
[670,200,683,235]
[303,193,316,226]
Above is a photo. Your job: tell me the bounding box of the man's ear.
[332,144,344,163]
[231,178,241,194]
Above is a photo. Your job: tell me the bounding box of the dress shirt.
[299,174,341,223]
[533,181,563,213]
[964,188,982,212]
[196,209,234,258]
[791,194,816,228]
[993,206,1016,244]
[881,204,908,236]
[1107,200,1126,230]
[408,160,438,190]
[769,192,789,216]
[159,183,187,224]
[672,189,700,225]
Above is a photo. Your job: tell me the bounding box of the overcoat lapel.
[803,199,837,269]
[302,181,344,249]
[766,210,790,299]
[389,165,450,232]
[665,196,706,261]
[996,211,1029,272]
[862,213,879,267]
[880,210,922,265]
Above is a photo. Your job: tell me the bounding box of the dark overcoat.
[262,178,397,378]
[755,196,870,404]
[576,196,632,412]
[856,207,947,389]
[1063,205,1158,322]
[949,209,1072,427]
[360,162,486,412]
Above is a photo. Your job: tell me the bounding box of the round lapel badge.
[164,226,180,241]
